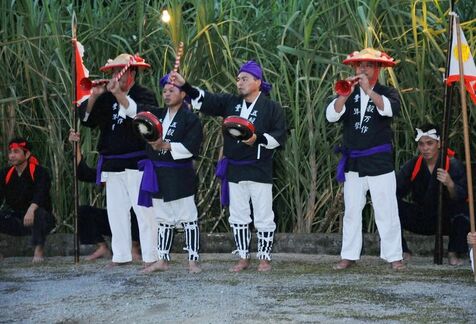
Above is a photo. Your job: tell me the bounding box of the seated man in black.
[397,124,469,265]
[0,138,55,262]
[69,130,140,261]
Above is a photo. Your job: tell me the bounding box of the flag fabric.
[74,39,90,106]
[446,17,476,105]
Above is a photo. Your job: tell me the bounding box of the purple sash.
[335,143,392,182]
[95,150,147,185]
[215,157,257,206]
[137,159,193,207]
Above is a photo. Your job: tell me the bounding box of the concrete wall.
[0,232,445,257]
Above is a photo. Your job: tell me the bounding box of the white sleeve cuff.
[262,133,280,149]
[82,111,90,122]
[170,142,193,160]
[191,88,205,111]
[326,98,346,122]
[118,96,137,119]
[377,95,393,117]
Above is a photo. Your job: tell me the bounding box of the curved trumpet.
[335,79,359,96]
[79,78,109,91]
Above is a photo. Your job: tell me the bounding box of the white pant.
[229,181,276,232]
[341,171,403,262]
[148,195,198,225]
[104,169,158,263]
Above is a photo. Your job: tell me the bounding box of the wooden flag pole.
[435,6,455,265]
[71,11,80,264]
[454,15,476,281]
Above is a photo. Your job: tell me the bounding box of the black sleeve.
[31,167,51,208]
[396,159,415,199]
[0,168,6,204]
[181,82,200,99]
[78,94,112,129]
[448,158,468,202]
[77,160,97,183]
[379,86,401,118]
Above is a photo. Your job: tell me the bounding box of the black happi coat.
[0,165,52,213]
[397,157,468,217]
[78,84,158,172]
[335,83,400,177]
[200,92,286,183]
[139,106,202,202]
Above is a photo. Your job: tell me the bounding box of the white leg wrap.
[182,221,200,261]
[158,223,174,261]
[231,223,251,259]
[257,231,274,261]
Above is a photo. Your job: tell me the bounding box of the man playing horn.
[170,61,287,272]
[78,54,159,267]
[132,74,203,273]
[0,138,55,263]
[326,48,405,270]
[397,124,469,265]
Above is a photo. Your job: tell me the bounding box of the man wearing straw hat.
[326,48,405,270]
[78,54,159,267]
[170,61,287,272]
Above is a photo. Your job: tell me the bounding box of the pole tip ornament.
[343,48,396,67]
[100,53,151,72]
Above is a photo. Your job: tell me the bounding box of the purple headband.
[238,60,272,95]
[159,73,182,90]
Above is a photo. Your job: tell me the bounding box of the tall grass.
[0,0,475,233]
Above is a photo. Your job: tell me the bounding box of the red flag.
[73,39,90,106]
[446,19,476,105]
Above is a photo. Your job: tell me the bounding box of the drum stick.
[169,42,184,84]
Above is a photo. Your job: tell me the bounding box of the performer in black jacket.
[0,138,55,262]
[133,74,203,273]
[169,61,287,272]
[326,48,404,270]
[397,124,469,265]
[78,54,158,266]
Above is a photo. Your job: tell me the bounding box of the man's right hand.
[169,71,186,87]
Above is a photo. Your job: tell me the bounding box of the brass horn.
[335,79,359,96]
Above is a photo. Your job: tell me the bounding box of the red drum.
[222,116,255,141]
[132,111,163,141]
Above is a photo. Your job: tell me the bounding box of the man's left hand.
[436,168,454,187]
[23,209,35,227]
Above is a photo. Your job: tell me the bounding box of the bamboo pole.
[454,15,476,282]
[435,4,455,264]
[71,12,80,264]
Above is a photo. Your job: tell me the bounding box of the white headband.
[415,128,440,142]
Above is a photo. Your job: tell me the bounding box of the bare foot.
[188,261,202,273]
[257,260,272,272]
[333,259,355,270]
[131,242,141,262]
[105,261,131,269]
[448,252,463,266]
[391,260,406,271]
[32,246,45,263]
[85,243,111,261]
[141,260,169,273]
[229,259,250,272]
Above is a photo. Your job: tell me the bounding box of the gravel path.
[1,254,475,323]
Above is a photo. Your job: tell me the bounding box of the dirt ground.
[1,253,475,323]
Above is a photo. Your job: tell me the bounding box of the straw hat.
[100,53,151,72]
[343,48,396,67]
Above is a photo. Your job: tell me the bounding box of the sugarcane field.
[1,1,476,323]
